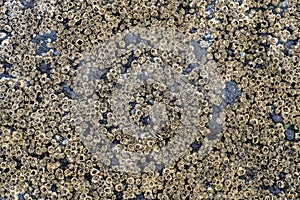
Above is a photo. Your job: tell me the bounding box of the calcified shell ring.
[71,27,226,173]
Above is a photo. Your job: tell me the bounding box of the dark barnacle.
[110,138,120,148]
[13,157,22,170]
[205,4,215,19]
[176,3,191,14]
[102,112,108,119]
[147,98,154,105]
[84,173,92,183]
[12,43,18,49]
[281,0,288,13]
[201,33,214,43]
[129,101,137,108]
[233,0,243,5]
[53,49,61,56]
[112,139,120,145]
[267,102,275,110]
[227,49,235,57]
[279,172,286,179]
[17,194,25,200]
[99,119,107,125]
[108,126,118,133]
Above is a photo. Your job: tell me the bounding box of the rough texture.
[0,0,300,199]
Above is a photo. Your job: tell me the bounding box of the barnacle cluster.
[0,0,300,199]
[70,26,226,174]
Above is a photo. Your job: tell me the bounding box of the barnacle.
[1,0,300,199]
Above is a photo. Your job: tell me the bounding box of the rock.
[285,129,295,141]
[182,63,198,75]
[191,40,206,61]
[190,141,201,153]
[224,81,242,105]
[32,30,57,43]
[270,113,284,123]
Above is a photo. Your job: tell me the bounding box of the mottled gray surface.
[124,32,140,46]
[224,81,242,105]
[190,40,206,61]
[20,0,35,8]
[182,63,198,75]
[207,104,223,140]
[88,67,108,81]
